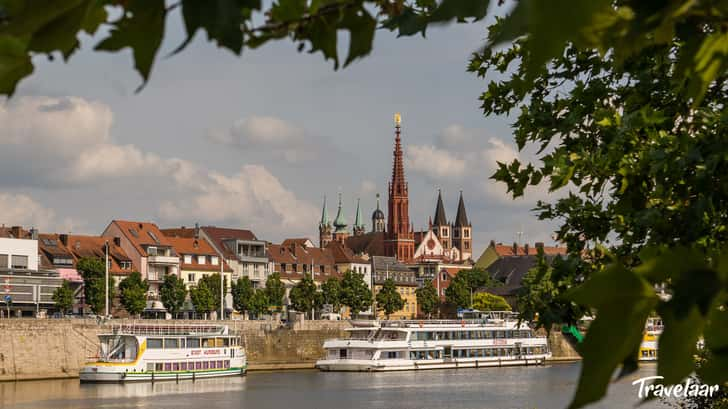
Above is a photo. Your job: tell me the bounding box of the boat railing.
[379,319,510,328]
[108,324,229,336]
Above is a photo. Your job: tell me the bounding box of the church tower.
[353,198,365,236]
[452,191,472,261]
[333,193,349,244]
[371,193,385,233]
[384,113,415,262]
[319,196,332,248]
[432,189,451,251]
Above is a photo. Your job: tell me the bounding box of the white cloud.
[405,145,467,181]
[0,193,79,232]
[208,115,319,163]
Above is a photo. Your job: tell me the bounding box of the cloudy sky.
[0,4,562,256]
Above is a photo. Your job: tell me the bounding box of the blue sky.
[0,5,562,256]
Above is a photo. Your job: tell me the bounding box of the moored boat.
[80,324,246,383]
[316,312,551,372]
[638,317,663,362]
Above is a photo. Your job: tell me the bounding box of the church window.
[465,242,470,250]
[464,230,470,238]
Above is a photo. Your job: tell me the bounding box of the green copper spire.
[354,198,364,229]
[320,195,330,227]
[333,193,347,232]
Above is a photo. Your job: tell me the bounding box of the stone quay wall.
[0,319,579,381]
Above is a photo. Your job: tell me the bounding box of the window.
[386,351,398,359]
[464,230,470,238]
[147,338,163,349]
[280,263,286,272]
[188,273,196,282]
[11,255,28,269]
[187,338,200,348]
[180,362,188,371]
[53,256,73,266]
[184,255,192,264]
[128,228,139,238]
[197,255,206,264]
[155,363,163,371]
[211,256,219,265]
[195,361,202,370]
[465,242,470,250]
[121,261,132,269]
[173,362,179,371]
[147,246,158,256]
[0,254,7,268]
[165,338,180,348]
[203,361,209,369]
[147,231,161,244]
[164,363,172,371]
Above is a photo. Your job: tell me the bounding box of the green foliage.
[339,269,372,316]
[118,271,148,316]
[444,273,470,309]
[376,278,404,319]
[198,273,227,313]
[473,11,728,407]
[76,257,115,315]
[264,272,285,310]
[231,276,254,314]
[160,274,187,317]
[248,289,269,317]
[52,280,74,313]
[190,280,215,315]
[669,349,728,409]
[415,280,439,318]
[320,276,341,312]
[289,275,318,316]
[472,292,510,312]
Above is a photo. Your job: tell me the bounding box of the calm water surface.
[1,363,667,409]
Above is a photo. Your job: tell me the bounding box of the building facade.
[371,256,418,319]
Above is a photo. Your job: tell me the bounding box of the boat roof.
[347,318,529,330]
[102,324,232,336]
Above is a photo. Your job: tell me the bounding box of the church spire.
[353,198,365,236]
[386,113,414,262]
[333,192,348,232]
[433,189,448,226]
[320,195,330,227]
[454,190,470,226]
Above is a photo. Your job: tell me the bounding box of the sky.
[0,4,563,256]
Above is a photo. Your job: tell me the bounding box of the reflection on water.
[1,363,668,409]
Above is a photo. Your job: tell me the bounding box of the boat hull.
[79,367,246,383]
[316,356,549,372]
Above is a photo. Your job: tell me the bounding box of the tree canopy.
[289,275,318,317]
[444,273,470,309]
[52,280,74,314]
[472,292,510,312]
[248,288,269,318]
[264,272,285,310]
[415,280,439,318]
[376,278,405,319]
[118,271,148,316]
[231,276,255,315]
[198,273,227,313]
[320,276,342,312]
[339,269,372,317]
[76,257,115,315]
[160,274,187,317]
[189,279,215,316]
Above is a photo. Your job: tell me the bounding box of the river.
[1,363,668,409]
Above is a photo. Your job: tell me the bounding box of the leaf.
[175,0,258,56]
[704,292,728,352]
[0,34,33,96]
[657,306,704,385]
[340,7,375,67]
[0,0,84,35]
[429,0,489,23]
[27,0,89,59]
[687,32,728,106]
[94,0,166,91]
[566,264,658,409]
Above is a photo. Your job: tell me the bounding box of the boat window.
[155,363,163,371]
[485,331,493,339]
[147,363,155,372]
[202,338,215,348]
[180,362,188,370]
[164,363,172,371]
[173,362,179,371]
[214,338,225,347]
[225,360,230,369]
[222,338,230,347]
[165,338,180,348]
[386,351,399,359]
[203,361,209,369]
[147,338,163,349]
[187,338,201,348]
[339,349,348,359]
[195,361,202,370]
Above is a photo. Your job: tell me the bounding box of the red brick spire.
[385,113,415,262]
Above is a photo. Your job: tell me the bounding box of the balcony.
[147,255,179,265]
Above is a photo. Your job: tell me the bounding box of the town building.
[102,220,180,309]
[371,256,418,319]
[162,225,269,289]
[164,236,232,289]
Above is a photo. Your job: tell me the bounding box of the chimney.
[524,243,529,255]
[512,242,518,255]
[489,240,496,248]
[194,223,200,239]
[59,234,69,246]
[113,237,121,247]
[10,226,22,238]
[30,228,38,240]
[138,223,143,229]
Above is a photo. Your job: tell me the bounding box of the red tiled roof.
[111,220,174,256]
[281,238,313,247]
[345,232,386,257]
[198,226,258,259]
[65,234,133,275]
[166,236,232,273]
[492,243,566,257]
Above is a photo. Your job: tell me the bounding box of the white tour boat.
[638,317,663,362]
[80,324,246,382]
[316,312,551,372]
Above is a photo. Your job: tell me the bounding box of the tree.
[473,11,728,408]
[76,257,115,315]
[160,274,187,318]
[472,292,510,312]
[444,273,470,309]
[248,289,269,318]
[231,277,254,316]
[198,273,227,314]
[52,280,74,314]
[376,278,404,320]
[416,281,439,318]
[339,270,372,317]
[289,275,318,318]
[118,272,148,317]
[189,280,215,318]
[264,272,285,310]
[320,277,342,312]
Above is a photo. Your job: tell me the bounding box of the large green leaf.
[176,0,260,55]
[340,6,375,67]
[657,306,704,385]
[94,0,166,91]
[0,34,33,95]
[429,0,489,23]
[27,0,89,58]
[566,264,658,409]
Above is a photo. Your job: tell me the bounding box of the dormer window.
[211,256,219,265]
[184,255,192,264]
[197,255,206,264]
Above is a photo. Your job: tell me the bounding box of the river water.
[1,363,668,409]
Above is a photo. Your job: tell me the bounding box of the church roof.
[433,190,448,226]
[354,198,364,229]
[371,193,384,219]
[454,191,470,226]
[320,196,330,226]
[333,193,347,231]
[345,232,386,256]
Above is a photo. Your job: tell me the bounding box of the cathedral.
[319,114,473,264]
